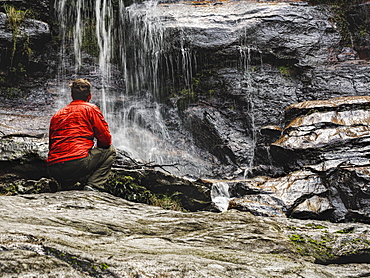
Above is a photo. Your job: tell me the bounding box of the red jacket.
[47,100,112,165]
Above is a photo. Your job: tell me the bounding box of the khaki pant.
[48,145,116,191]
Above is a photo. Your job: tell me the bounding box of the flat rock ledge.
[1,191,370,278]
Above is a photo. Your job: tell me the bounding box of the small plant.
[4,5,28,34]
[306,223,327,229]
[99,263,109,270]
[105,174,152,203]
[4,5,29,66]
[278,66,291,77]
[3,4,32,84]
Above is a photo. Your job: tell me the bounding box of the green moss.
[305,109,320,116]
[308,0,366,47]
[289,234,336,263]
[105,173,152,203]
[289,234,306,243]
[0,183,18,195]
[279,66,291,77]
[46,247,111,276]
[105,172,185,211]
[306,223,327,229]
[81,18,99,58]
[149,192,184,211]
[0,87,27,99]
[294,233,370,263]
[335,227,354,234]
[99,263,109,271]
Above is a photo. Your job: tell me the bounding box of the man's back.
[47,100,111,165]
[47,78,116,191]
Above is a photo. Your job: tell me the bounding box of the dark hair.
[70,79,91,100]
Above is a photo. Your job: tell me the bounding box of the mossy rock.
[289,231,370,264]
[105,169,212,212]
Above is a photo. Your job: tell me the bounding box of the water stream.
[52,0,208,176]
[52,0,259,178]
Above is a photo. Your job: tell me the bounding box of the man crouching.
[47,78,116,191]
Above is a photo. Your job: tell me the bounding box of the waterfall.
[211,182,231,212]
[52,0,261,177]
[95,0,114,115]
[53,0,209,176]
[113,0,173,165]
[239,45,258,178]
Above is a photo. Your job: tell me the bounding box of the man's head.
[70,79,91,101]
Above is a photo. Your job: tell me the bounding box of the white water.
[95,0,113,115]
[53,0,265,177]
[211,182,231,212]
[239,45,258,178]
[53,0,207,175]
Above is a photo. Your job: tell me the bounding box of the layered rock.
[1,191,370,277]
[213,96,370,223]
[0,4,54,103]
[0,11,51,66]
[126,0,370,175]
[272,95,370,171]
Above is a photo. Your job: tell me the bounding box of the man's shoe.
[84,185,99,192]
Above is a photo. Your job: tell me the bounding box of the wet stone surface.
[1,191,370,277]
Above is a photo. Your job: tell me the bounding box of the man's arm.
[91,107,112,148]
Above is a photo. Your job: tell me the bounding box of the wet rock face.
[0,11,51,54]
[1,191,370,277]
[0,7,53,91]
[271,96,370,171]
[142,1,370,174]
[217,96,370,223]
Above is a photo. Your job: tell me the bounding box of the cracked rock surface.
[1,191,370,277]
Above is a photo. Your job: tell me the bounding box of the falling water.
[53,0,115,105]
[114,1,173,165]
[95,0,113,115]
[53,0,209,176]
[53,0,262,178]
[211,182,231,212]
[239,45,258,178]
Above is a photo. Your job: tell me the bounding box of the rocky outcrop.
[122,0,370,176]
[1,2,370,274]
[4,94,370,223]
[1,191,370,277]
[0,136,213,211]
[155,1,347,172]
[0,10,51,61]
[211,95,370,223]
[0,4,53,96]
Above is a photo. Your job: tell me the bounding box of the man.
[47,78,116,191]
